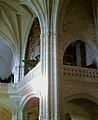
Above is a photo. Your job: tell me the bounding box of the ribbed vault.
[0,0,35,80]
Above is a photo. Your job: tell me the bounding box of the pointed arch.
[24,17,41,75]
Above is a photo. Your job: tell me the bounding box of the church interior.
[0,0,98,120]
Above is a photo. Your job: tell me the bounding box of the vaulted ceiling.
[0,36,14,78]
[0,0,34,78]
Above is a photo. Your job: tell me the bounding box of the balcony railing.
[0,63,41,94]
[63,65,98,82]
[0,83,18,94]
[19,62,41,91]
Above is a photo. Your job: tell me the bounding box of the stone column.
[17,109,23,120]
[12,112,18,120]
[12,109,23,120]
[49,32,58,120]
[13,65,20,83]
[40,32,58,120]
[39,33,49,120]
[14,64,24,82]
[10,96,22,120]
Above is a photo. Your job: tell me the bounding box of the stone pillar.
[17,109,23,120]
[40,32,58,120]
[12,112,18,120]
[12,109,23,120]
[14,64,24,82]
[39,33,49,120]
[13,65,20,83]
[49,32,58,120]
[19,64,24,80]
[10,96,22,120]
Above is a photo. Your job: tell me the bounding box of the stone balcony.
[0,83,18,94]
[0,62,41,94]
[19,62,41,92]
[0,64,97,94]
[63,65,98,83]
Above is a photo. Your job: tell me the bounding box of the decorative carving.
[19,63,41,90]
[0,63,41,95]
[0,83,18,94]
[63,65,98,79]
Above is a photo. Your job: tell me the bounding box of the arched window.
[24,17,40,75]
[63,40,97,69]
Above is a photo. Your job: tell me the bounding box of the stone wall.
[62,0,96,54]
[64,99,98,120]
[59,0,98,119]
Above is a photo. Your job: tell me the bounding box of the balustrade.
[63,65,98,79]
[0,83,18,94]
[19,62,41,90]
[0,64,97,94]
[0,63,41,94]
